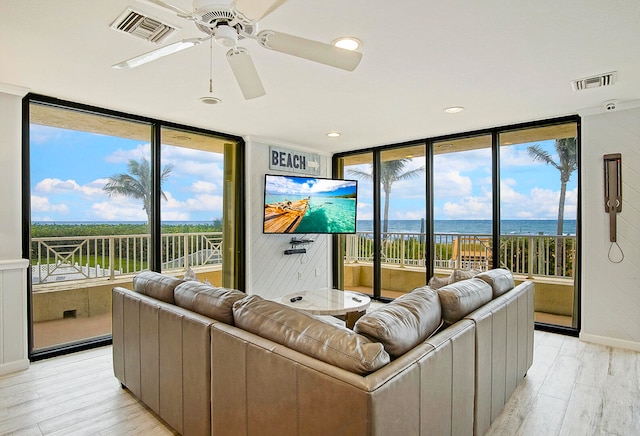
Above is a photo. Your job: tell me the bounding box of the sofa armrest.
[464,280,534,435]
[112,286,217,436]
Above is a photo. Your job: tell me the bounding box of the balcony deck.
[30,230,577,350]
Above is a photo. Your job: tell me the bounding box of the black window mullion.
[149,124,162,272]
[492,130,500,269]
[372,151,382,299]
[426,140,434,281]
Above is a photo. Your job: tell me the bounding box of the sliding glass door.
[432,134,493,276]
[159,127,242,288]
[25,96,244,358]
[499,122,579,329]
[334,117,580,334]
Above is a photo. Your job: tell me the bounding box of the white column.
[0,84,31,374]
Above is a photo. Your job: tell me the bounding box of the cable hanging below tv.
[263,174,358,234]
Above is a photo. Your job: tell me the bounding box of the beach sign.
[269,146,321,175]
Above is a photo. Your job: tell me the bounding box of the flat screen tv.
[263,174,358,234]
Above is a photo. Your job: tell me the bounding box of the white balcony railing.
[345,232,576,279]
[31,232,222,284]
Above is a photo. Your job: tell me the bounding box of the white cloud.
[35,178,80,193]
[105,144,150,163]
[394,209,426,220]
[433,170,472,198]
[442,196,492,219]
[356,201,372,220]
[190,181,218,194]
[30,125,64,145]
[434,148,492,172]
[91,199,147,221]
[161,191,223,216]
[31,195,69,213]
[35,177,110,198]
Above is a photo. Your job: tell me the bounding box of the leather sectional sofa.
[112,268,533,435]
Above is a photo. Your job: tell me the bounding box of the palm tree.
[103,157,173,226]
[348,158,424,234]
[527,138,577,236]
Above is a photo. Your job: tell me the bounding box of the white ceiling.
[1,0,639,153]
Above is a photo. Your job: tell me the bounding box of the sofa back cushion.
[133,271,183,304]
[174,281,245,325]
[437,278,492,326]
[475,268,515,298]
[354,286,442,358]
[233,295,390,375]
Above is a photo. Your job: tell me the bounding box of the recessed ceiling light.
[444,106,464,114]
[327,131,341,138]
[332,37,361,51]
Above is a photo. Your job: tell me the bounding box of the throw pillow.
[427,275,450,290]
[448,268,483,284]
[233,295,390,375]
[437,278,492,326]
[174,281,245,325]
[354,286,442,358]
[475,268,515,298]
[133,271,183,304]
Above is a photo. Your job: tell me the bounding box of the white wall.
[245,138,333,300]
[580,104,640,351]
[0,86,30,374]
[0,87,26,260]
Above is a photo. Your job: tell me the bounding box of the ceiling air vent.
[110,8,177,44]
[572,71,617,91]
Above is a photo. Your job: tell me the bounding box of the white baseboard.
[0,358,29,376]
[579,333,640,352]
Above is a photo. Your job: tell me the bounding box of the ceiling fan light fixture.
[112,38,202,69]
[444,106,464,114]
[214,25,238,47]
[200,96,222,104]
[332,37,361,51]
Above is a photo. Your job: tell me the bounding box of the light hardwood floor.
[0,330,638,435]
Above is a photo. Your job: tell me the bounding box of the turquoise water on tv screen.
[271,195,356,233]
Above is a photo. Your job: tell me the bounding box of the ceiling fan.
[112,0,363,100]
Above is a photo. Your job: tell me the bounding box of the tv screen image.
[263,174,357,234]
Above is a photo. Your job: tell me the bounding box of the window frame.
[22,93,245,360]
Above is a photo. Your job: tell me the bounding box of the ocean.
[356,219,577,236]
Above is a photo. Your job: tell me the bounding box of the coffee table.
[280,288,371,329]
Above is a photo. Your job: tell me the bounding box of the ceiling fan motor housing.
[193,2,256,39]
[214,25,238,47]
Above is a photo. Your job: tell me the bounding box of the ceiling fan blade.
[112,38,203,69]
[140,0,193,19]
[231,0,288,23]
[226,48,266,100]
[257,30,362,71]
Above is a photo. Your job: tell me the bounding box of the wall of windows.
[24,95,244,359]
[334,116,580,334]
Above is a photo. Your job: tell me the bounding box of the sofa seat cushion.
[475,268,515,298]
[133,271,183,304]
[174,281,245,325]
[437,278,493,326]
[354,286,442,358]
[233,295,390,375]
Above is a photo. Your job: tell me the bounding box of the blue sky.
[30,124,577,223]
[349,140,578,221]
[30,125,225,222]
[265,175,357,198]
